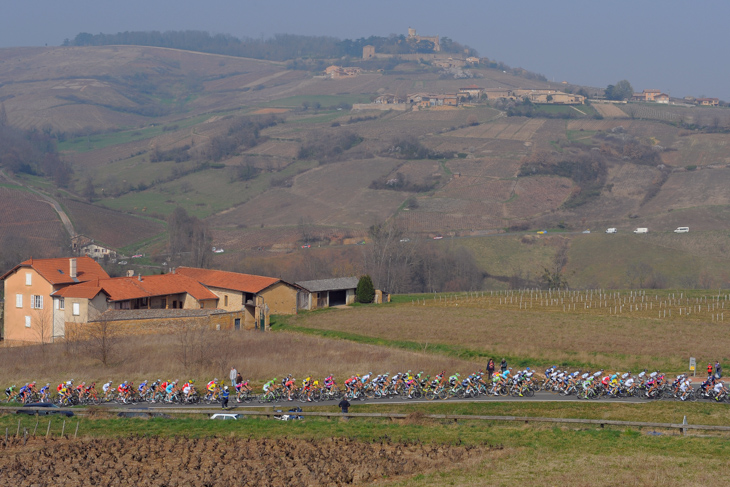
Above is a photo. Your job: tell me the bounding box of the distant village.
[323,28,722,111]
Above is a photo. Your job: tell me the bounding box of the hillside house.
[632,90,666,102]
[407,93,459,107]
[296,277,359,310]
[324,65,362,79]
[1,256,109,343]
[363,45,375,59]
[527,91,586,105]
[696,98,720,106]
[458,85,485,100]
[374,94,405,104]
[175,267,300,329]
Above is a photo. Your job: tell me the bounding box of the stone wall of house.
[65,310,250,337]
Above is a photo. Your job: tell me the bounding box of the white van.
[606,228,617,234]
[674,227,689,233]
[633,228,648,234]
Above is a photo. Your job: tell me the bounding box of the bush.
[356,275,375,304]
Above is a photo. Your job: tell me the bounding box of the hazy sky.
[2,1,729,100]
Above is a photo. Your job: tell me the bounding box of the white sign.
[689,357,696,371]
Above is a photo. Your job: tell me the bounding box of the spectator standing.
[221,386,230,409]
[487,359,495,377]
[716,361,722,379]
[230,367,237,387]
[338,397,351,414]
[236,372,243,386]
[500,358,507,373]
[707,363,714,377]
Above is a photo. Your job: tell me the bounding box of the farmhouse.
[175,267,300,328]
[526,91,586,105]
[407,93,459,107]
[696,98,720,107]
[631,89,668,102]
[1,256,109,343]
[1,257,302,343]
[324,65,362,79]
[458,85,485,100]
[296,276,359,310]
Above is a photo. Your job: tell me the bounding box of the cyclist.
[18,383,31,403]
[285,376,296,401]
[302,376,312,402]
[713,381,728,401]
[102,380,114,401]
[206,379,218,401]
[39,383,51,402]
[4,385,16,401]
[138,381,149,399]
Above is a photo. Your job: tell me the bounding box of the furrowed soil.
[0,435,487,486]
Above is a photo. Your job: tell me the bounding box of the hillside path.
[0,169,76,237]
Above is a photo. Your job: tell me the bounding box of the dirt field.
[0,186,67,257]
[591,103,629,119]
[0,435,486,486]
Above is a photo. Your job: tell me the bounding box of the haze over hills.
[1,34,730,291]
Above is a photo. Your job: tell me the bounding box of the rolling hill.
[2,44,730,290]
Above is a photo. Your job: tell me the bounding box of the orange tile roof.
[176,267,282,294]
[52,285,108,300]
[0,256,109,284]
[71,273,218,302]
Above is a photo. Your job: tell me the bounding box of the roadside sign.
[689,357,696,376]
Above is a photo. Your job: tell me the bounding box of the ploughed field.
[0,435,485,486]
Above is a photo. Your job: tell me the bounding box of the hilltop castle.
[408,27,440,52]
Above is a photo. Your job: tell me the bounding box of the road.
[106,389,715,413]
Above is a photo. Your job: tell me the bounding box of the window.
[25,316,31,328]
[15,294,22,308]
[72,302,80,316]
[30,295,43,310]
[57,298,65,310]
[224,295,229,307]
[25,273,32,286]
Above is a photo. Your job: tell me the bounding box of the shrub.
[356,275,375,304]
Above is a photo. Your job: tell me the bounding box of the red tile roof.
[71,273,218,302]
[176,267,282,294]
[0,256,109,284]
[52,285,108,300]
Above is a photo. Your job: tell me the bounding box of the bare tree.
[85,314,118,366]
[31,307,53,352]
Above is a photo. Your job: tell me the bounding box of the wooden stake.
[46,421,51,438]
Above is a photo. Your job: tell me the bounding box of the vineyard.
[0,435,486,486]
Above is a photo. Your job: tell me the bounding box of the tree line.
[62,30,477,61]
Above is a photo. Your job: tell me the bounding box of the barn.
[296,277,359,310]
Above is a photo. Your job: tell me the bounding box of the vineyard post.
[46,421,51,438]
[16,419,20,438]
[33,420,38,437]
[61,420,65,438]
[74,421,79,439]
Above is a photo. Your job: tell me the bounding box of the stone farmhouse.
[1,257,301,344]
[696,98,720,107]
[632,89,669,103]
[483,89,585,105]
[324,65,362,79]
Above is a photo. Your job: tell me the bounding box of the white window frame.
[72,302,80,316]
[58,297,65,310]
[25,273,32,285]
[30,295,43,310]
[15,294,22,308]
[25,316,31,328]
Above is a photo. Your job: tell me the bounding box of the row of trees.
[64,31,478,61]
[0,104,73,187]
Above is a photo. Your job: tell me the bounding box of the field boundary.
[2,406,726,433]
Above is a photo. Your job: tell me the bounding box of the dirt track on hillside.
[0,435,488,486]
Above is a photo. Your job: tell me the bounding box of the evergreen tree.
[356,275,375,304]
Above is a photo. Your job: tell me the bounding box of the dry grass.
[0,329,477,387]
[292,291,730,371]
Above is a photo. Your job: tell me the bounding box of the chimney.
[69,258,77,278]
[138,274,142,282]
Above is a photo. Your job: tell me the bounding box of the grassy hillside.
[2,44,730,289]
